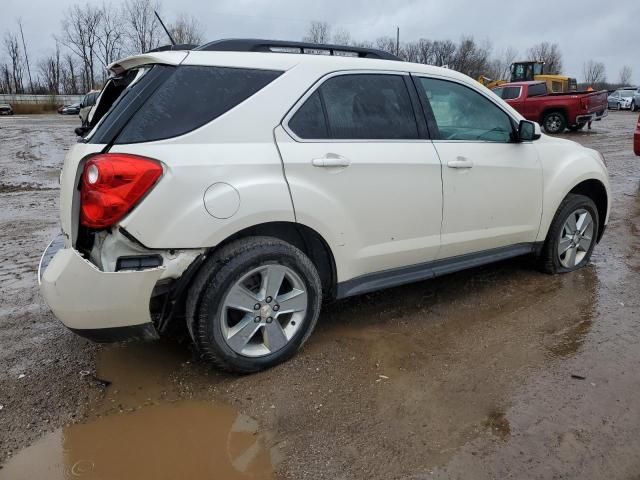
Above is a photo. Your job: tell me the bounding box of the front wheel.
[631,100,637,112]
[186,237,322,373]
[539,194,599,274]
[543,111,567,134]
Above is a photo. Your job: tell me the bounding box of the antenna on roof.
[154,10,176,46]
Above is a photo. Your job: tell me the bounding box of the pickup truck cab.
[492,81,608,134]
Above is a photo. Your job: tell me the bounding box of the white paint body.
[40,49,611,333]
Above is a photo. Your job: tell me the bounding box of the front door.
[413,75,543,259]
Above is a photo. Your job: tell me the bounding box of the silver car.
[608,89,635,110]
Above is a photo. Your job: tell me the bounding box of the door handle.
[447,157,474,169]
[312,155,351,168]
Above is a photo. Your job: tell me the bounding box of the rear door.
[414,75,542,259]
[275,71,443,282]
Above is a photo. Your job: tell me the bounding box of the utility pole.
[396,26,400,57]
[18,19,33,93]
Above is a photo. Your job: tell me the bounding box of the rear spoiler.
[108,51,188,76]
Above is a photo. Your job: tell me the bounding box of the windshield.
[620,90,634,98]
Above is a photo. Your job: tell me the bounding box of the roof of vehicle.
[109,49,472,84]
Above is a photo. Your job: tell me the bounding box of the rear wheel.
[539,194,599,274]
[186,237,322,373]
[543,111,567,134]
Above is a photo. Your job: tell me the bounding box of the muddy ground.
[0,112,639,479]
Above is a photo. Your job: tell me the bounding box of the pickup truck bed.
[492,81,608,134]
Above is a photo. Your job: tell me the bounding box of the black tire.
[539,194,599,274]
[186,237,322,373]
[617,102,621,111]
[543,111,567,134]
[632,100,636,112]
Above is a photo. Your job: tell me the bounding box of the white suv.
[39,40,610,373]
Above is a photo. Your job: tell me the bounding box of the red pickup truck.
[492,81,608,134]
[635,114,640,156]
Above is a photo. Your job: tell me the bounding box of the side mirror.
[518,120,541,141]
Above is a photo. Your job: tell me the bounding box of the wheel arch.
[216,221,338,300]
[568,179,608,242]
[538,177,609,245]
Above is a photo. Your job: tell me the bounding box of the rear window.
[115,66,282,144]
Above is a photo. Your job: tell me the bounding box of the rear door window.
[493,86,521,100]
[115,66,282,144]
[288,74,419,140]
[527,83,547,97]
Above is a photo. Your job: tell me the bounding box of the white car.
[39,40,610,373]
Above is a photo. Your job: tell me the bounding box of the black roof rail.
[194,39,401,61]
[146,44,198,53]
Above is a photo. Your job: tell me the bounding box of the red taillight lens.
[80,153,163,229]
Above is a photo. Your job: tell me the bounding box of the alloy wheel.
[557,208,594,269]
[220,264,308,357]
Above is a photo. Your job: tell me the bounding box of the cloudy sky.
[1,0,638,83]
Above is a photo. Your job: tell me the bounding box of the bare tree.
[96,4,125,79]
[3,32,24,93]
[583,60,606,86]
[619,65,632,86]
[123,0,163,53]
[303,21,331,44]
[62,53,79,94]
[332,28,351,46]
[431,40,457,67]
[0,64,11,94]
[451,37,491,78]
[38,42,62,94]
[60,4,103,91]
[487,46,518,81]
[526,42,563,74]
[169,13,204,45]
[375,36,396,54]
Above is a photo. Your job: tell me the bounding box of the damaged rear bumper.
[38,234,164,342]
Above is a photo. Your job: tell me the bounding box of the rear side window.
[115,66,282,144]
[527,83,547,97]
[288,74,419,140]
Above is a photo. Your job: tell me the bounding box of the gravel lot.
[0,112,639,479]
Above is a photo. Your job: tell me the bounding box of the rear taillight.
[80,153,163,229]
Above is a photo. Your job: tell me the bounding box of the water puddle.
[0,401,273,479]
[1,342,275,479]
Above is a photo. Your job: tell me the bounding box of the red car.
[635,114,640,156]
[492,81,608,134]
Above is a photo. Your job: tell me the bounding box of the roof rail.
[194,39,401,61]
[146,44,198,53]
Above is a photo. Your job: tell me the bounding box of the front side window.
[288,74,419,140]
[418,77,514,142]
